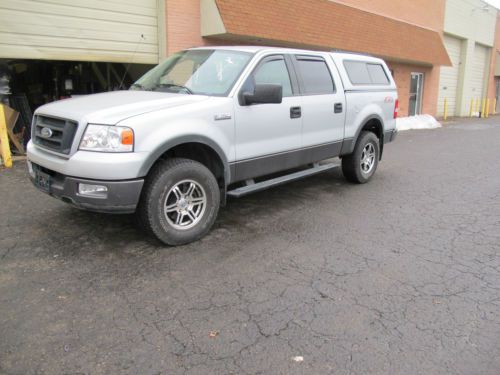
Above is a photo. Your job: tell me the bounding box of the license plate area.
[34,167,51,193]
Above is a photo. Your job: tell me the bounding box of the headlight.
[79,124,134,152]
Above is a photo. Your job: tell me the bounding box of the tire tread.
[341,131,379,184]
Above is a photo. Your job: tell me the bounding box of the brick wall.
[487,14,500,102]
[164,0,446,116]
[165,0,204,55]
[387,62,440,117]
[333,0,445,32]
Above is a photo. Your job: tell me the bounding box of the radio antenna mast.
[119,33,146,89]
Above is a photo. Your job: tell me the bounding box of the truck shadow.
[36,168,358,259]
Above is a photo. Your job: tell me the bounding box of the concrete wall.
[445,0,496,46]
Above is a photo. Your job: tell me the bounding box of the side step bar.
[227,161,340,198]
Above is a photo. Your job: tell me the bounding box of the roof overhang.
[201,0,452,67]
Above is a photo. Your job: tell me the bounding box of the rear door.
[292,55,346,156]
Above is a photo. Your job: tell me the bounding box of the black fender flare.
[341,114,385,158]
[138,135,231,185]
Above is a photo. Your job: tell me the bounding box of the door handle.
[334,103,343,113]
[290,106,301,119]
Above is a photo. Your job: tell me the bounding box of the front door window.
[409,72,424,116]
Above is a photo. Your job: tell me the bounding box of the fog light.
[78,183,108,198]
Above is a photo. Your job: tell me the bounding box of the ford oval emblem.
[40,127,53,138]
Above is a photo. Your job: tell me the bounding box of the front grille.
[33,115,78,155]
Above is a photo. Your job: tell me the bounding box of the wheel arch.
[139,136,230,188]
[343,115,385,159]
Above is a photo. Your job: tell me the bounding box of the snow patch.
[396,115,442,131]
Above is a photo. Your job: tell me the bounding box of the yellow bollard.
[0,104,13,168]
[493,98,497,115]
[469,98,474,117]
[481,98,486,118]
[443,98,448,121]
[486,98,490,118]
[475,98,479,114]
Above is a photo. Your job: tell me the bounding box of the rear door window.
[295,56,335,95]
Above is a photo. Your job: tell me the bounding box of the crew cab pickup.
[27,46,398,245]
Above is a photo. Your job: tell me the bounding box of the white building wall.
[441,0,496,116]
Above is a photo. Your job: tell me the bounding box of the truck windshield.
[131,49,253,96]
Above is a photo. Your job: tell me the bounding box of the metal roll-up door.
[438,35,462,116]
[0,0,159,64]
[470,43,489,101]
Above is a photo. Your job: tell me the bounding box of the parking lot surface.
[1,118,500,375]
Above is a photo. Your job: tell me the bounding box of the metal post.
[0,104,13,168]
[469,98,474,117]
[481,98,486,118]
[493,98,497,115]
[486,98,490,118]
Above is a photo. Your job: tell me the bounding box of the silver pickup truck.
[27,46,398,245]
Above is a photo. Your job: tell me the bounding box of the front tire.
[342,131,380,184]
[137,158,220,246]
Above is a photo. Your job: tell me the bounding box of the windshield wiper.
[154,83,193,94]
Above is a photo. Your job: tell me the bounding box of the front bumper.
[28,161,144,214]
[27,141,149,180]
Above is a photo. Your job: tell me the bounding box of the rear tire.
[136,158,220,246]
[342,131,380,184]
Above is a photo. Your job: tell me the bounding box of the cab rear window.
[343,61,390,85]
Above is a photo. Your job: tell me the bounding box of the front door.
[409,72,424,116]
[233,55,302,182]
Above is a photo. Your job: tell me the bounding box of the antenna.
[119,33,146,90]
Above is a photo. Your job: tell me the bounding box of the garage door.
[438,35,462,116]
[470,43,489,102]
[0,0,159,64]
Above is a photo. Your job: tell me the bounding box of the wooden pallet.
[1,104,25,155]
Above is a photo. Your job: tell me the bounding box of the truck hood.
[34,90,210,125]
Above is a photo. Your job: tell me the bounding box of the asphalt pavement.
[1,117,499,375]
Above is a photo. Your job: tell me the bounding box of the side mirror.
[242,84,283,105]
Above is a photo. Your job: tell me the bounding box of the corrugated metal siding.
[470,44,489,100]
[0,0,158,63]
[438,35,462,116]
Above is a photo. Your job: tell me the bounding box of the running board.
[227,162,340,198]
